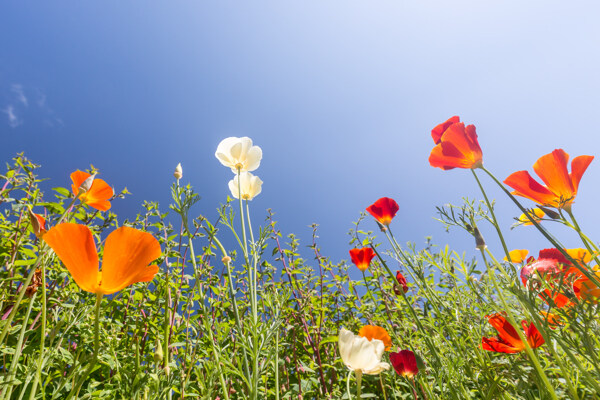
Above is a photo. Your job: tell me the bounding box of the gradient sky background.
[2,1,600,279]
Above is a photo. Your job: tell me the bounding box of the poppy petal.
[570,155,594,194]
[532,149,573,201]
[431,116,460,144]
[43,223,100,293]
[523,321,545,348]
[481,337,521,353]
[486,314,524,349]
[504,171,558,206]
[99,226,161,294]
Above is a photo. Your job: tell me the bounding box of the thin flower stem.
[347,370,354,400]
[65,293,103,400]
[380,375,388,400]
[567,209,600,265]
[355,370,362,399]
[471,169,511,261]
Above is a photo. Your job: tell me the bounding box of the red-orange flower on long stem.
[366,197,399,226]
[70,171,114,211]
[428,116,483,171]
[481,313,544,353]
[503,149,593,211]
[349,247,375,272]
[358,325,392,351]
[394,271,408,294]
[43,223,161,295]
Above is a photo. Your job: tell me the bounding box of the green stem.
[567,209,600,265]
[471,169,511,261]
[65,293,103,400]
[347,370,354,400]
[355,370,362,399]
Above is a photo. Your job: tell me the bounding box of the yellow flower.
[518,208,545,225]
[504,249,529,263]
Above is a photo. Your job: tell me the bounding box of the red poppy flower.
[504,149,593,211]
[358,325,392,351]
[70,171,114,211]
[481,313,544,353]
[428,116,483,171]
[366,197,399,226]
[349,247,375,272]
[395,271,408,294]
[43,223,161,295]
[390,349,418,378]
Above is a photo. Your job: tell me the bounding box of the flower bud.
[78,174,96,195]
[154,340,163,363]
[174,163,183,180]
[28,207,47,238]
[474,227,486,250]
[221,255,232,264]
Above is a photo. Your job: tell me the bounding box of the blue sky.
[2,1,600,277]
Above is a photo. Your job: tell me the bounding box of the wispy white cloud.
[11,84,28,107]
[3,105,22,128]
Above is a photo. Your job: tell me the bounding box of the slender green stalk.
[567,209,600,265]
[355,370,362,399]
[471,169,511,261]
[65,293,103,400]
[347,370,354,400]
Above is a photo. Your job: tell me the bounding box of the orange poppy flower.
[43,223,161,295]
[503,149,594,211]
[366,197,399,226]
[358,325,392,351]
[70,171,114,211]
[349,247,375,272]
[428,116,483,171]
[481,313,544,353]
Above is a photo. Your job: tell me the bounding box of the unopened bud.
[78,174,96,195]
[174,163,183,180]
[537,206,560,220]
[473,227,486,250]
[375,220,387,232]
[221,255,232,264]
[154,340,163,363]
[28,208,47,237]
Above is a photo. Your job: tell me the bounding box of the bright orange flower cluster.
[481,313,544,354]
[44,223,161,295]
[504,149,593,211]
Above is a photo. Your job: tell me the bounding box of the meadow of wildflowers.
[1,120,600,399]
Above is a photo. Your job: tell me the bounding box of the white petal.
[245,146,263,172]
[338,329,355,366]
[363,362,390,375]
[228,178,239,199]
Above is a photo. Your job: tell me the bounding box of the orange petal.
[70,170,90,196]
[481,337,522,353]
[504,249,529,263]
[431,116,460,144]
[358,325,392,351]
[43,223,100,293]
[486,314,524,350]
[85,178,113,211]
[99,226,161,294]
[504,171,558,206]
[570,155,594,194]
[532,149,573,201]
[523,321,545,348]
[565,248,592,264]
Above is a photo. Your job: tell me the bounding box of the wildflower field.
[2,117,600,400]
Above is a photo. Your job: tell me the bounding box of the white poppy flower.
[215,137,263,173]
[228,172,263,200]
[338,328,390,375]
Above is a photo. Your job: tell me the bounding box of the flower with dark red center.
[349,248,375,272]
[366,197,399,226]
[481,313,544,353]
[389,349,419,378]
[428,116,483,171]
[504,149,593,211]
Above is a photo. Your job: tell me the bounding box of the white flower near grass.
[215,137,262,173]
[228,172,263,200]
[338,328,389,375]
